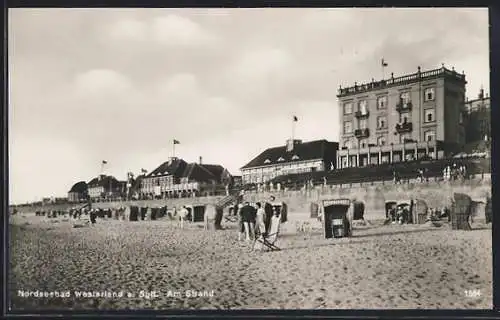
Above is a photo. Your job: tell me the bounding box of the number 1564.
[465,289,481,298]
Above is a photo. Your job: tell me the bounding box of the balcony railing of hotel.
[396,101,413,112]
[354,128,370,138]
[395,122,413,133]
[337,66,466,97]
[355,110,370,118]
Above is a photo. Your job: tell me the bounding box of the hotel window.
[377,96,387,109]
[424,88,435,101]
[377,116,387,129]
[400,92,411,105]
[264,159,271,164]
[344,157,351,169]
[424,109,435,123]
[358,100,368,114]
[277,157,285,162]
[400,133,412,143]
[399,113,410,124]
[359,118,368,129]
[343,102,353,115]
[424,130,435,142]
[291,155,300,160]
[377,136,386,146]
[343,139,352,149]
[459,112,464,124]
[359,138,368,148]
[343,120,353,134]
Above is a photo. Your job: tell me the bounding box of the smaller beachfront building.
[240,139,339,185]
[87,175,125,200]
[140,157,232,198]
[67,181,88,203]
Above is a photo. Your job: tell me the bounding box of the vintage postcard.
[8,8,492,311]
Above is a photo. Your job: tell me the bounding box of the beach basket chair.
[486,197,492,224]
[252,204,283,252]
[321,199,353,238]
[451,193,473,230]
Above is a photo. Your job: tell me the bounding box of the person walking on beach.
[179,205,188,229]
[237,203,245,241]
[89,209,97,224]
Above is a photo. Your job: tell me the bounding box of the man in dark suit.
[240,202,253,241]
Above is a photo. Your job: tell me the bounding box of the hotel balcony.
[354,128,370,139]
[396,101,413,112]
[354,110,370,119]
[395,122,413,133]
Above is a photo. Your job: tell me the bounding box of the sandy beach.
[9,213,492,310]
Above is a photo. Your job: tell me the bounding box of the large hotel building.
[336,66,467,168]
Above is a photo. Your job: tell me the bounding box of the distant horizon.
[9,8,490,204]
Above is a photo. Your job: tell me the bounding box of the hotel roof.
[146,158,228,183]
[241,139,338,169]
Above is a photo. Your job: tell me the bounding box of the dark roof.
[180,163,217,183]
[200,164,224,177]
[88,175,121,188]
[145,158,231,184]
[241,139,338,169]
[146,158,188,178]
[68,181,87,193]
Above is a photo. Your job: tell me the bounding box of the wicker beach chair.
[451,193,473,230]
[252,205,283,252]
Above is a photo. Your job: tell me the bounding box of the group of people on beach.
[232,195,286,242]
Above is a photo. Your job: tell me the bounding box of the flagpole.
[173,140,175,158]
[382,60,385,80]
[292,119,296,141]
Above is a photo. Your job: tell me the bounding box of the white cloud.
[233,48,294,79]
[107,18,147,41]
[105,14,218,47]
[74,69,133,97]
[155,73,199,97]
[151,15,216,46]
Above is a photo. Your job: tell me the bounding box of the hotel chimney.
[199,156,203,165]
[286,139,302,152]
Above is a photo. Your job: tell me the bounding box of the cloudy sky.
[8,8,489,204]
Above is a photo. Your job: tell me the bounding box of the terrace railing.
[337,67,466,97]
